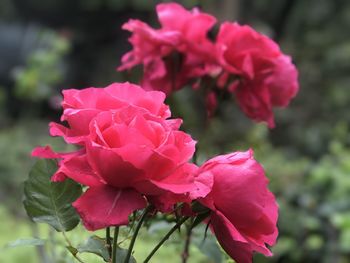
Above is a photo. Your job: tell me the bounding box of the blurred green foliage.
[13,30,70,101]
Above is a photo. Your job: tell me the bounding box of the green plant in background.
[12,30,70,101]
[249,122,350,263]
[0,122,48,208]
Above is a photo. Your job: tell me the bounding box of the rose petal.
[73,185,146,231]
[86,141,144,188]
[57,154,102,187]
[210,211,254,263]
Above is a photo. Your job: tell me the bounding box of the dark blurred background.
[1,0,350,262]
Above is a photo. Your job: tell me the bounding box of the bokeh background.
[1,0,350,262]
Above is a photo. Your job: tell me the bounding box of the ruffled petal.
[148,163,198,194]
[210,211,254,263]
[73,185,146,231]
[57,154,102,187]
[32,146,63,159]
[86,141,144,188]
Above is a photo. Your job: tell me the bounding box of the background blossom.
[216,22,299,127]
[118,3,217,94]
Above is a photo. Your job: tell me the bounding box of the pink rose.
[33,83,210,230]
[216,22,299,127]
[118,3,217,94]
[49,82,170,144]
[197,150,278,263]
[84,108,196,194]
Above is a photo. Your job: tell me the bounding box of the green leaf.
[4,238,46,248]
[114,246,137,263]
[192,226,223,263]
[23,159,82,232]
[66,245,78,256]
[77,235,110,262]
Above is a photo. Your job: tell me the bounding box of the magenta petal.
[105,82,170,118]
[211,211,253,263]
[32,146,85,182]
[149,179,194,194]
[148,163,198,194]
[31,146,83,160]
[63,109,101,135]
[49,122,86,144]
[73,186,146,231]
[32,146,62,158]
[58,154,102,187]
[157,3,189,30]
[166,118,182,130]
[267,55,299,107]
[264,191,279,246]
[86,142,144,188]
[190,170,213,199]
[114,144,175,182]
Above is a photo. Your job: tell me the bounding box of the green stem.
[112,227,119,263]
[62,231,86,263]
[124,206,152,263]
[181,222,193,263]
[143,216,190,263]
[192,145,199,165]
[106,227,112,258]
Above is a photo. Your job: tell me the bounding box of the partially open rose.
[197,150,278,263]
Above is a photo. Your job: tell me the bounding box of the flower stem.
[62,231,86,263]
[143,216,190,263]
[181,223,193,263]
[124,206,152,263]
[106,227,112,258]
[193,145,199,165]
[112,226,119,263]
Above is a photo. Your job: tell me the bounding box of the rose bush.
[197,150,278,263]
[32,82,210,230]
[24,3,295,263]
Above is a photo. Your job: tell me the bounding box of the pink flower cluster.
[28,3,302,262]
[118,3,217,95]
[118,3,299,128]
[33,83,278,263]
